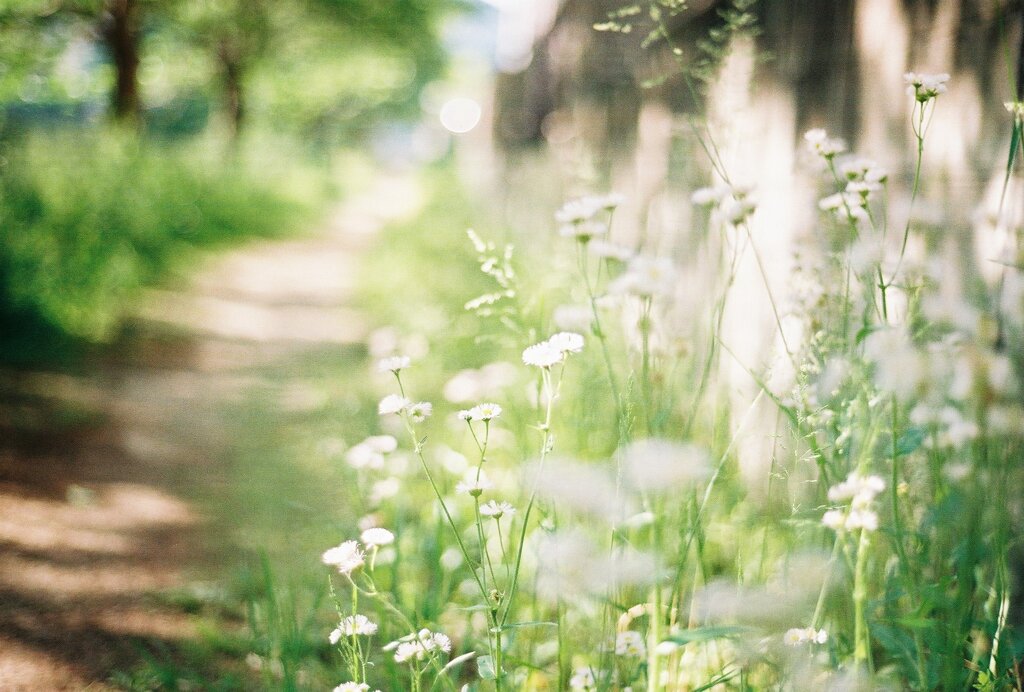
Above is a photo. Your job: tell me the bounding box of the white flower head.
[827,472,885,504]
[360,527,395,548]
[547,331,585,355]
[559,219,608,242]
[455,470,494,497]
[378,394,411,416]
[904,71,950,101]
[615,630,647,657]
[330,614,379,643]
[522,340,564,367]
[589,239,634,262]
[466,402,502,421]
[783,627,827,646]
[408,401,433,423]
[387,629,452,664]
[333,683,371,692]
[569,667,597,690]
[479,500,515,519]
[804,128,846,158]
[363,435,398,453]
[610,255,678,298]
[322,540,365,575]
[377,355,411,373]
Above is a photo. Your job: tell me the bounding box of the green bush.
[0,130,311,358]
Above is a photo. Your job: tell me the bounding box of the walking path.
[0,173,418,690]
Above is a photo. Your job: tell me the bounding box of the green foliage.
[0,130,309,355]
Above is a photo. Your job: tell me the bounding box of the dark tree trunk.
[103,0,141,121]
[218,40,245,141]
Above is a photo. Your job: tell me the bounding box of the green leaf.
[896,427,926,456]
[477,654,496,680]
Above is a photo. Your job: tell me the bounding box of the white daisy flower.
[522,340,564,367]
[547,331,585,354]
[479,500,515,518]
[322,540,365,575]
[332,683,370,692]
[804,128,846,158]
[615,630,646,657]
[407,401,433,423]
[378,394,411,416]
[466,403,501,419]
[904,71,949,101]
[360,527,395,548]
[455,470,493,497]
[377,355,411,373]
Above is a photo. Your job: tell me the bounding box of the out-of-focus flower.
[377,355,410,373]
[804,128,846,158]
[322,540,365,575]
[783,627,828,646]
[523,340,566,367]
[479,500,515,518]
[408,401,432,423]
[904,71,950,101]
[378,394,411,416]
[360,527,395,548]
[610,256,678,298]
[615,630,647,657]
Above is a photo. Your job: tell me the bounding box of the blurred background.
[0,0,1020,688]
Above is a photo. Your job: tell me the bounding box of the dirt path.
[0,174,417,690]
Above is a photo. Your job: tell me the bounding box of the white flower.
[569,666,597,690]
[363,435,397,453]
[804,128,846,157]
[522,340,564,367]
[322,540,365,575]
[345,444,384,470]
[827,472,885,504]
[360,527,395,548]
[821,509,845,531]
[479,500,515,518]
[377,355,411,373]
[393,641,425,663]
[691,185,728,206]
[904,71,949,101]
[615,630,646,657]
[609,255,678,298]
[556,197,602,224]
[839,157,886,183]
[378,394,410,416]
[455,470,493,497]
[330,614,379,643]
[387,629,452,664]
[783,627,827,646]
[589,240,633,262]
[547,331,585,354]
[408,401,433,422]
[555,194,623,225]
[345,435,398,470]
[466,402,502,421]
[844,508,879,531]
[559,219,607,241]
[333,683,370,692]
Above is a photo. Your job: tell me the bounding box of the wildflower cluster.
[904,71,949,102]
[691,182,757,225]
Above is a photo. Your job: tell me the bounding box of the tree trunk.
[218,40,245,141]
[104,0,141,121]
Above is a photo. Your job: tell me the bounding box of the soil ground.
[0,176,408,690]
